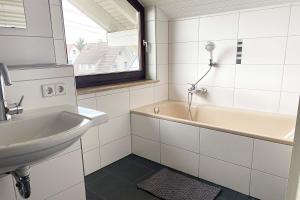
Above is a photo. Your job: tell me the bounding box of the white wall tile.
[49,0,61,5]
[77,97,97,109]
[77,93,95,100]
[279,92,300,115]
[100,136,131,168]
[24,150,84,200]
[10,65,73,82]
[195,86,234,107]
[132,135,161,163]
[146,64,157,80]
[235,65,283,91]
[199,155,251,195]
[46,182,86,200]
[198,40,237,65]
[131,114,160,141]
[96,87,129,97]
[169,19,199,43]
[99,115,131,146]
[156,21,168,44]
[6,77,76,110]
[146,21,156,43]
[50,5,65,39]
[83,148,101,176]
[282,66,300,92]
[146,43,156,65]
[289,5,300,35]
[54,40,67,64]
[199,13,239,41]
[169,84,188,102]
[169,64,197,84]
[156,7,168,22]
[252,140,292,178]
[161,144,199,176]
[81,127,99,153]
[157,65,168,84]
[234,89,280,112]
[200,128,253,168]
[198,65,235,88]
[0,0,85,198]
[130,84,154,91]
[239,6,290,38]
[169,42,198,64]
[0,176,16,200]
[242,37,287,65]
[0,36,55,65]
[285,36,300,64]
[0,0,52,37]
[156,43,168,65]
[160,120,199,153]
[145,6,155,21]
[154,84,168,102]
[166,5,300,113]
[130,86,154,109]
[250,170,288,200]
[97,91,130,118]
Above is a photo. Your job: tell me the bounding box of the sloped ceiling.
[68,0,137,32]
[140,0,300,19]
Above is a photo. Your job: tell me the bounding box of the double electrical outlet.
[42,83,66,97]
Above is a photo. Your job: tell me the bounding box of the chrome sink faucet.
[0,63,24,121]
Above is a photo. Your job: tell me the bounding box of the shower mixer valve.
[188,84,208,96]
[188,85,208,96]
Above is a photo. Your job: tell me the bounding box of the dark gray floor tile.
[86,189,106,200]
[85,169,109,185]
[236,192,258,200]
[85,154,255,200]
[87,174,157,200]
[216,187,238,200]
[125,154,139,161]
[127,154,164,171]
[105,159,155,183]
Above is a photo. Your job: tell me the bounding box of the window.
[62,0,145,88]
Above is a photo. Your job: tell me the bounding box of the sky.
[62,0,107,44]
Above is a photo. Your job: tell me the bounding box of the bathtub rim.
[131,101,296,146]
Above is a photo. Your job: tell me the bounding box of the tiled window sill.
[77,80,159,95]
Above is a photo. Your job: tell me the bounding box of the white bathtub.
[132,101,296,145]
[131,101,296,200]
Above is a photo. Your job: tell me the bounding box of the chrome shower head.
[205,41,215,53]
[205,41,216,67]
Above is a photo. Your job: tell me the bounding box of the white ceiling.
[68,0,137,32]
[140,0,300,19]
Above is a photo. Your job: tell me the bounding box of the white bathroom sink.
[0,105,108,174]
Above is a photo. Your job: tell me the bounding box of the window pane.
[62,0,140,76]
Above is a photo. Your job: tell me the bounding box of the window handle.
[143,40,149,52]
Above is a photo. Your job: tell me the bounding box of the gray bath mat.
[137,168,221,200]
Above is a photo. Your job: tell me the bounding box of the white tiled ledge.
[77,79,159,95]
[9,64,74,82]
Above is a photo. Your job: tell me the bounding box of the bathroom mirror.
[0,0,27,29]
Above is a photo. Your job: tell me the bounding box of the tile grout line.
[278,4,293,113]
[249,139,255,196]
[233,10,242,107]
[47,0,57,64]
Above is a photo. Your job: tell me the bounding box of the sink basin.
[0,105,108,174]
